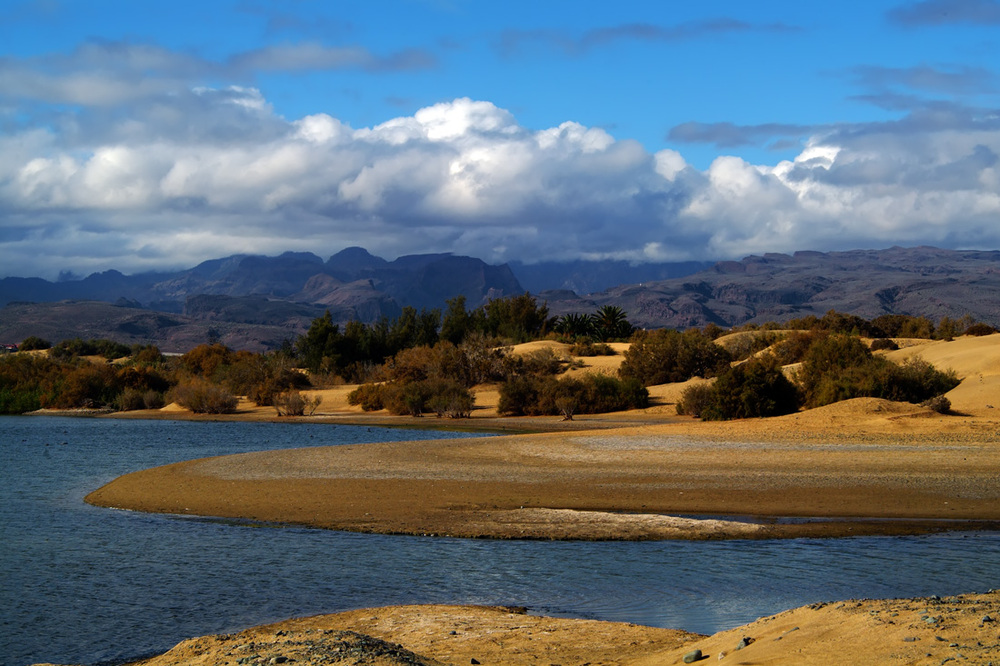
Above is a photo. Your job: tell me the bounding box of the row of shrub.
[704,311,997,341]
[4,303,990,418]
[348,379,474,418]
[0,349,171,414]
[676,333,961,420]
[498,373,648,418]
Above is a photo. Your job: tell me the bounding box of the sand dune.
[42,593,1000,666]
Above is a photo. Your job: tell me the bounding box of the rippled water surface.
[2,416,999,666]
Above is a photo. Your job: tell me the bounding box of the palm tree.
[591,305,634,341]
[555,313,596,339]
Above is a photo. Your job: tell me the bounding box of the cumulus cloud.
[1,85,1000,278]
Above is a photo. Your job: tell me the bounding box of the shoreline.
[85,401,1000,541]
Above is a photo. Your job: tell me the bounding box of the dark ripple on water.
[2,416,999,666]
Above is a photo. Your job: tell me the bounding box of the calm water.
[2,416,999,666]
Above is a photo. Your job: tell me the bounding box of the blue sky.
[1,0,999,278]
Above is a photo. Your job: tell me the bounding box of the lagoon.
[2,416,998,666]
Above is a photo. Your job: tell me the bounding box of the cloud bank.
[1,80,999,277]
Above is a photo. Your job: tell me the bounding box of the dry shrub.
[172,380,238,414]
[569,341,616,357]
[921,394,951,414]
[347,383,386,411]
[274,391,322,416]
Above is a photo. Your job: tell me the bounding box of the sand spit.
[33,593,1000,665]
[86,408,1000,540]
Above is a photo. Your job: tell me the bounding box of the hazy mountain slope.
[542,247,1000,328]
[3,246,999,352]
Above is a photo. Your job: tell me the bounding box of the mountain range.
[1,245,998,352]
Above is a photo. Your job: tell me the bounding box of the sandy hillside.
[34,593,1000,666]
[886,333,1000,415]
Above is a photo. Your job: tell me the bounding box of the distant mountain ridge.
[1,246,998,352]
[0,248,524,315]
[540,246,1000,330]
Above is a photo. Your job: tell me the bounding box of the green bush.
[675,383,716,418]
[799,334,959,408]
[426,379,475,418]
[718,331,779,362]
[131,345,164,366]
[498,373,648,416]
[965,323,998,336]
[0,386,41,414]
[350,379,474,417]
[771,330,825,365]
[50,338,131,360]
[0,354,60,413]
[700,357,800,421]
[19,336,51,351]
[619,329,732,386]
[869,338,899,351]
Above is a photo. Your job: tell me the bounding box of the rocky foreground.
[33,593,1000,665]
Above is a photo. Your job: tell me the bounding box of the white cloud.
[1,87,1000,279]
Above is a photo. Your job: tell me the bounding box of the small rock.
[717,651,726,660]
[471,659,480,665]
[903,637,919,642]
[683,649,703,663]
[735,637,754,650]
[983,615,995,623]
